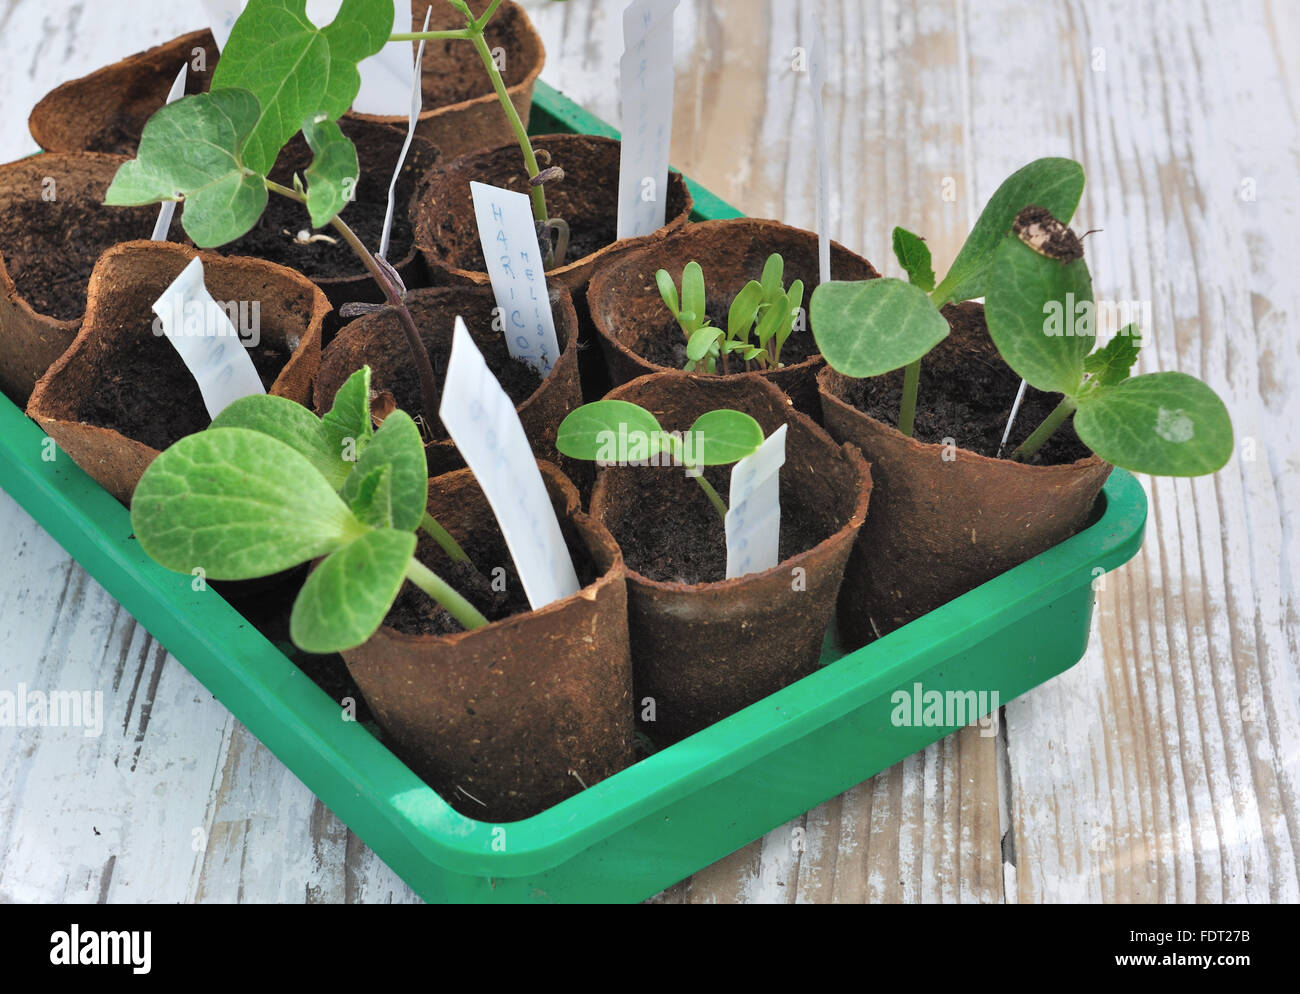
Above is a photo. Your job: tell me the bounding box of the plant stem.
[389,28,471,40]
[421,512,470,564]
[693,474,728,522]
[405,559,489,630]
[898,359,922,437]
[474,0,505,29]
[1011,396,1078,462]
[265,180,440,431]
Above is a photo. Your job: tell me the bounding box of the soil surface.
[416,1,532,105]
[637,300,820,372]
[839,301,1092,465]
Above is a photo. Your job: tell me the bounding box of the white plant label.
[469,180,561,377]
[439,319,581,610]
[379,6,431,260]
[725,424,787,580]
[152,257,265,420]
[150,63,189,242]
[201,0,410,114]
[802,6,831,284]
[617,0,679,240]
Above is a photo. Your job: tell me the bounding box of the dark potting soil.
[841,301,1092,466]
[1,196,168,322]
[611,465,827,585]
[637,300,821,372]
[418,7,532,105]
[76,319,287,451]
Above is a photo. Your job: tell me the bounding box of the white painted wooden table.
[1,0,1297,903]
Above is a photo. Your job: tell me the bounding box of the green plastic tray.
[0,81,1147,903]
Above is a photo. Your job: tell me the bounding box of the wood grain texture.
[0,0,1296,903]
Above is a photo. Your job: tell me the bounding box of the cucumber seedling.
[656,254,804,374]
[555,400,764,520]
[131,366,489,653]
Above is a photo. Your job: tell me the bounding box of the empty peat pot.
[587,218,879,418]
[413,133,694,292]
[589,371,872,745]
[27,29,219,155]
[818,301,1113,646]
[224,117,440,318]
[25,0,544,162]
[27,240,328,505]
[0,152,167,405]
[313,284,583,478]
[341,461,636,823]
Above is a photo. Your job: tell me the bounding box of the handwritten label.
[617,0,679,240]
[802,7,831,284]
[469,180,561,377]
[379,6,431,259]
[152,257,265,420]
[439,319,581,610]
[151,63,190,242]
[725,424,787,580]
[201,0,410,114]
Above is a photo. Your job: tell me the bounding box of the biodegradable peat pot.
[341,461,636,822]
[413,133,694,292]
[27,29,219,155]
[26,240,328,505]
[818,301,1113,646]
[313,284,583,479]
[0,152,170,405]
[352,0,546,161]
[224,117,440,320]
[588,218,879,419]
[589,371,872,745]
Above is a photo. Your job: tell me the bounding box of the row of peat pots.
[1,13,1114,825]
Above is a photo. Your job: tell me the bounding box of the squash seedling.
[555,400,764,520]
[656,254,804,374]
[131,366,488,653]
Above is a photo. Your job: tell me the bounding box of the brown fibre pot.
[313,285,583,480]
[223,117,440,322]
[589,371,872,746]
[0,152,174,405]
[28,1,543,163]
[26,240,328,505]
[818,300,1113,646]
[587,218,879,420]
[413,133,694,293]
[27,29,220,155]
[341,461,636,822]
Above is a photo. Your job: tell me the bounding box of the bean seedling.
[656,254,804,374]
[810,159,1232,476]
[555,400,764,520]
[131,366,489,652]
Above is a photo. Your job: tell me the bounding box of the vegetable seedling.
[131,365,489,653]
[555,399,764,520]
[656,254,804,374]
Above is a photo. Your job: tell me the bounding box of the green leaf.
[779,280,805,353]
[742,346,764,361]
[340,411,428,532]
[130,428,362,580]
[892,226,935,292]
[755,290,789,348]
[1073,372,1234,476]
[556,400,665,462]
[760,254,784,296]
[210,394,352,489]
[321,366,375,461]
[985,234,1095,396]
[290,528,416,653]
[347,464,394,529]
[686,410,765,466]
[686,326,724,362]
[105,89,267,248]
[302,115,360,228]
[656,268,680,317]
[681,262,706,332]
[932,157,1086,305]
[810,278,951,377]
[1084,326,1143,386]
[727,281,764,341]
[211,0,393,174]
